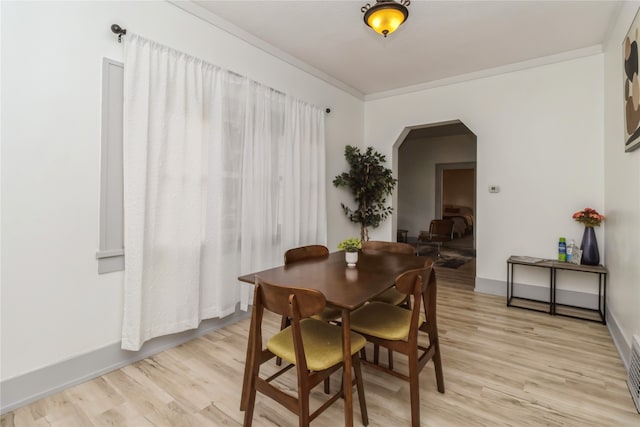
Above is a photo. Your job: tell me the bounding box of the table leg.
[601,273,607,324]
[342,308,354,427]
[550,267,555,315]
[506,262,512,305]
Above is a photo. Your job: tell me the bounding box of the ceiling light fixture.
[361,0,410,38]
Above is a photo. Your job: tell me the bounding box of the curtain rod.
[109,23,330,114]
[111,24,127,43]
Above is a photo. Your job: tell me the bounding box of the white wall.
[397,135,476,236]
[364,56,605,291]
[0,1,362,381]
[3,0,637,403]
[603,1,640,358]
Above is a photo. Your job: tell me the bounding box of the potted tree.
[333,145,397,241]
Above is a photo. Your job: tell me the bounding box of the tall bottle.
[566,239,574,262]
[558,237,567,262]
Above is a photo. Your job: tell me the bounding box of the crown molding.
[365,45,604,101]
[167,1,365,100]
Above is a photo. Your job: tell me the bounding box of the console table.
[506,256,607,324]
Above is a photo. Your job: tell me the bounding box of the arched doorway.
[392,120,477,286]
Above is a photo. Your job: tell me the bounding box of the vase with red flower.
[572,208,605,266]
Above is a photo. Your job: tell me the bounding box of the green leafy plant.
[337,237,362,252]
[333,145,397,241]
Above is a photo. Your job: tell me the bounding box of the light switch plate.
[489,185,500,193]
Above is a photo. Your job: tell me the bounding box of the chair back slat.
[394,264,435,337]
[284,245,329,264]
[255,277,326,319]
[394,262,433,295]
[361,240,415,255]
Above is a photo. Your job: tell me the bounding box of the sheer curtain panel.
[121,34,326,351]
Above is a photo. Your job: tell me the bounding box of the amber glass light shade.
[363,1,409,37]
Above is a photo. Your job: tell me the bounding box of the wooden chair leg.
[241,311,258,411]
[299,385,310,427]
[243,386,257,427]
[408,350,421,427]
[324,377,330,394]
[360,347,367,361]
[373,344,380,365]
[242,354,260,427]
[433,342,445,393]
[388,349,394,370]
[352,354,369,426]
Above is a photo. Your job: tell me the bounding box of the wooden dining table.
[238,250,430,427]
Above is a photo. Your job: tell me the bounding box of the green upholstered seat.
[350,301,424,341]
[267,318,366,371]
[372,287,407,306]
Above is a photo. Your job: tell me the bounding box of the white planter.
[345,251,358,267]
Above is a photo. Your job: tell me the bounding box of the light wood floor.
[2,279,638,427]
[434,257,475,287]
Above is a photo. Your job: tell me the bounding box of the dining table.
[238,249,430,427]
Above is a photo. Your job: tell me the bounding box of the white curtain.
[122,34,326,351]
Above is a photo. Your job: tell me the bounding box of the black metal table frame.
[552,263,607,324]
[507,259,555,315]
[506,257,607,324]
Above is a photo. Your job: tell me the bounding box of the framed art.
[623,7,640,152]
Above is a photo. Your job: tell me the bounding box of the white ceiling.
[190,1,623,98]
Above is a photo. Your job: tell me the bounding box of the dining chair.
[362,241,416,306]
[277,246,342,366]
[284,245,342,320]
[361,240,416,255]
[349,263,445,427]
[361,240,415,367]
[241,277,369,427]
[417,219,454,257]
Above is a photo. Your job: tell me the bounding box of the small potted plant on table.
[338,237,362,267]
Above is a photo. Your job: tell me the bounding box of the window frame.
[96,58,124,274]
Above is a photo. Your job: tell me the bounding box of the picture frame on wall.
[623,7,640,152]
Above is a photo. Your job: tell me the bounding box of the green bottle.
[558,237,567,262]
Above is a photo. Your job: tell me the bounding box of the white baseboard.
[474,277,599,309]
[607,309,632,369]
[474,277,505,296]
[0,309,249,414]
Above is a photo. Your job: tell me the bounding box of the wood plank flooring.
[434,257,475,287]
[2,279,638,426]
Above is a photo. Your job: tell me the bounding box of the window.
[97,58,124,273]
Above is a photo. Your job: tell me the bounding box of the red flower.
[572,207,605,227]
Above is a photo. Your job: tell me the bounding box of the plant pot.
[580,226,600,266]
[345,251,358,267]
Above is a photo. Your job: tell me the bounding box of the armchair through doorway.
[416,219,454,257]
